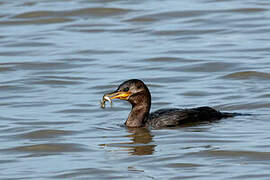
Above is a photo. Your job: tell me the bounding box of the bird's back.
[147,106,227,128]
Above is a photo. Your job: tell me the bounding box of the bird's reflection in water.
[101,128,156,156]
[126,127,156,155]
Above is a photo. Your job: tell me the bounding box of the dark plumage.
[102,79,239,128]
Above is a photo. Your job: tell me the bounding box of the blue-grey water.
[1,0,270,179]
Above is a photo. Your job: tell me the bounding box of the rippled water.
[1,0,270,179]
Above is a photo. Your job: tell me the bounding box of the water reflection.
[101,128,156,156]
[126,128,156,155]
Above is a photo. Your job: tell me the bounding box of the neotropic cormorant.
[101,79,239,128]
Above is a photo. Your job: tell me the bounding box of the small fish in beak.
[100,95,112,109]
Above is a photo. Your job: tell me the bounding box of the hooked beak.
[104,90,131,101]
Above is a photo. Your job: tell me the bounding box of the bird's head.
[102,79,151,106]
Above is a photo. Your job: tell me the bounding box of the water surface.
[1,0,270,179]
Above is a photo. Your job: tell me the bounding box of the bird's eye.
[123,87,129,92]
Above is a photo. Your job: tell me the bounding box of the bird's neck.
[125,96,151,128]
[125,105,150,128]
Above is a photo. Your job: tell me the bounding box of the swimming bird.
[102,79,239,128]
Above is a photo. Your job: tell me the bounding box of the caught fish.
[100,95,112,109]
